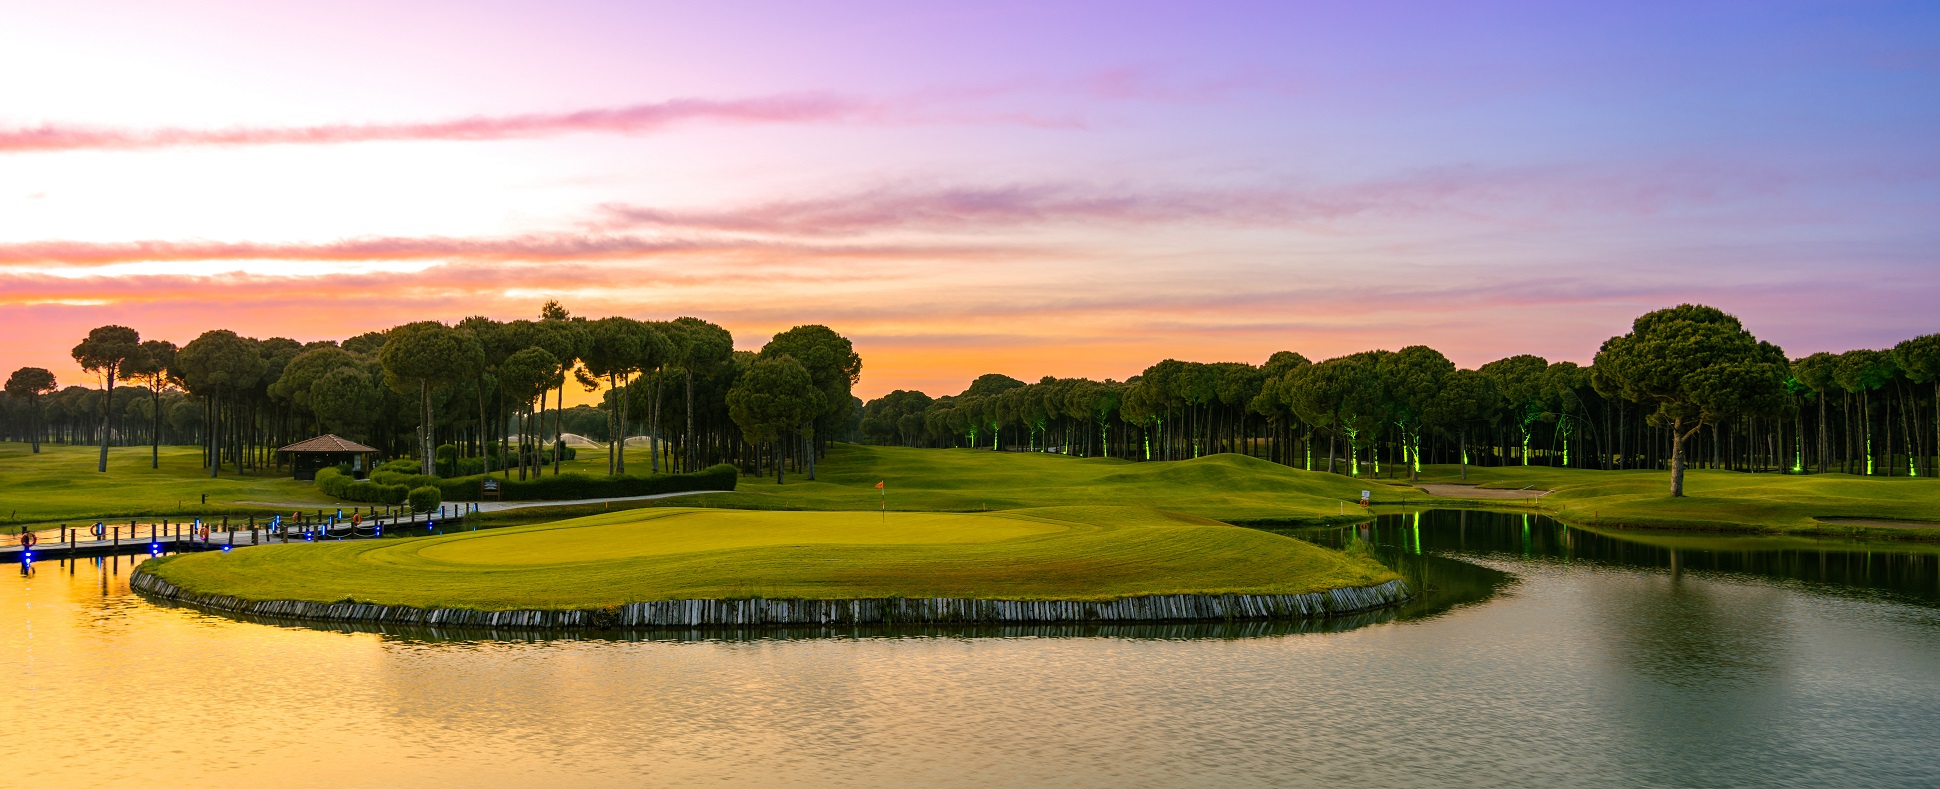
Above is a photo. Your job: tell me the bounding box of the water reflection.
[137,598,1406,643]
[7,513,1940,788]
[1289,510,1940,606]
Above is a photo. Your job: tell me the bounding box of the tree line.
[860,306,1939,496]
[1,302,864,484]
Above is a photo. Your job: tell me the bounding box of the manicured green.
[140,505,1398,609]
[0,443,333,530]
[1412,464,1940,537]
[603,444,1417,523]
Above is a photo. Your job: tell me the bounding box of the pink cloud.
[596,165,1793,237]
[0,94,877,153]
[0,235,1021,267]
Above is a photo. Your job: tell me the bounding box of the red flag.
[875,481,885,489]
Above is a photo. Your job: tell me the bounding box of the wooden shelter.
[279,434,380,481]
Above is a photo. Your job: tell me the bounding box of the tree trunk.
[208,387,221,478]
[650,371,663,474]
[552,384,564,476]
[96,375,114,472]
[419,380,433,476]
[150,385,161,469]
[1670,417,1702,497]
[478,382,492,479]
[685,369,697,474]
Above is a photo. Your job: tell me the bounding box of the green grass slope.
[139,505,1398,609]
[1413,464,1940,537]
[0,443,333,530]
[643,444,1417,523]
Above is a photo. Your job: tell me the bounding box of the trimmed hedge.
[438,463,738,502]
[315,467,409,506]
[407,485,442,514]
[383,449,579,479]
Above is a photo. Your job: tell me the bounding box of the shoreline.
[128,569,1410,630]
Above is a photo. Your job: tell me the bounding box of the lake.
[5,510,1938,787]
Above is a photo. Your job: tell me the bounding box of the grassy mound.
[658,445,1414,522]
[1414,464,1940,536]
[137,505,1398,610]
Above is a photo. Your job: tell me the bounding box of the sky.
[3,0,1936,400]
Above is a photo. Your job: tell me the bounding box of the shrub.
[315,467,351,497]
[378,459,419,473]
[437,463,737,502]
[408,485,442,514]
[318,467,408,506]
[372,469,441,489]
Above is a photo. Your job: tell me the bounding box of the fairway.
[0,443,334,529]
[138,505,1398,610]
[623,444,1416,523]
[1413,464,1940,536]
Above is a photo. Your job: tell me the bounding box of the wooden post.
[112,525,119,547]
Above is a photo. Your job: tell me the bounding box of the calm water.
[5,511,1939,788]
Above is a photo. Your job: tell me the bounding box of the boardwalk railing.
[4,504,480,560]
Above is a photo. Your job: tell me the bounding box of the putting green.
[140,505,1397,610]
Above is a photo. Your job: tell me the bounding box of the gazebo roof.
[278,434,379,454]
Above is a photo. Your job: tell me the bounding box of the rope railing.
[7,503,482,557]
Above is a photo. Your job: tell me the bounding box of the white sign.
[1360,490,1371,499]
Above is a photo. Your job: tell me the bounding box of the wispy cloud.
[0,94,883,153]
[0,234,1023,268]
[596,165,1791,237]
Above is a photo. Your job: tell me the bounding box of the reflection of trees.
[1284,518,1512,622]
[1588,567,1792,688]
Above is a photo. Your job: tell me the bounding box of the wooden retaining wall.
[130,569,1408,631]
[161,609,1407,642]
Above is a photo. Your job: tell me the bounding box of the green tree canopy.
[1591,304,1788,496]
[1378,345,1454,480]
[1423,367,1501,479]
[379,321,484,475]
[72,324,143,472]
[4,366,57,453]
[121,339,180,468]
[668,316,735,471]
[311,366,381,439]
[728,354,824,484]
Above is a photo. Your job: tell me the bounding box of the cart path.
[238,489,731,514]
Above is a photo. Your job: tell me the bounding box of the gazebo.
[279,434,380,481]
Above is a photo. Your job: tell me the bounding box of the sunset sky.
[4,0,1936,400]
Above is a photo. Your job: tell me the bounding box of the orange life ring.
[351,513,363,526]
[19,533,36,549]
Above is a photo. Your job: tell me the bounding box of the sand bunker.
[1817,518,1940,530]
[1415,484,1550,500]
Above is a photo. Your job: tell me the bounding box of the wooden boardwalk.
[3,508,472,562]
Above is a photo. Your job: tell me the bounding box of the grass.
[577,443,1419,523]
[19,438,1930,541]
[1411,463,1940,537]
[138,505,1399,609]
[0,443,334,530]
